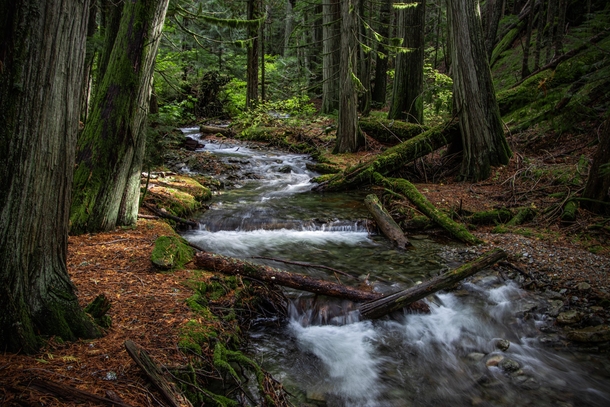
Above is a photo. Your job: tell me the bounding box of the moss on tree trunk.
[70,0,170,235]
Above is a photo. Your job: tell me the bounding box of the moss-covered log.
[360,248,507,319]
[194,252,428,313]
[312,121,460,192]
[467,208,513,225]
[381,176,483,245]
[359,118,427,144]
[364,194,411,249]
[506,207,535,226]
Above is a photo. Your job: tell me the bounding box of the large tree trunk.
[484,0,504,60]
[533,0,547,70]
[582,116,610,215]
[334,0,364,153]
[321,0,340,113]
[447,0,512,181]
[388,0,426,124]
[371,0,391,106]
[70,0,170,234]
[358,0,372,116]
[0,0,102,353]
[521,0,535,78]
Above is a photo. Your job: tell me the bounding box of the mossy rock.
[151,235,195,270]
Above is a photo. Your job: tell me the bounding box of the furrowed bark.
[381,176,483,245]
[364,194,411,249]
[312,121,460,192]
[360,249,507,319]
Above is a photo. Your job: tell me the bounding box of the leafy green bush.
[423,64,453,124]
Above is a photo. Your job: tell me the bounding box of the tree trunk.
[0,0,102,353]
[553,0,568,58]
[364,194,411,249]
[358,0,372,116]
[533,0,547,70]
[283,0,294,57]
[582,116,610,215]
[381,177,483,245]
[194,252,429,313]
[447,0,512,181]
[521,0,535,78]
[334,0,364,153]
[321,0,340,113]
[544,0,557,64]
[70,0,170,234]
[388,0,426,124]
[359,249,507,319]
[313,121,460,192]
[485,0,504,60]
[371,0,391,106]
[246,0,260,109]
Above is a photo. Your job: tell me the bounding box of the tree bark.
[195,252,382,302]
[533,0,547,70]
[358,0,373,116]
[447,0,512,181]
[582,116,610,215]
[313,121,460,192]
[321,0,340,113]
[0,0,102,353]
[359,249,507,319]
[70,0,170,234]
[388,0,426,124]
[484,0,504,60]
[364,194,411,249]
[334,0,364,153]
[371,0,391,106]
[380,177,483,245]
[246,0,260,109]
[521,0,536,78]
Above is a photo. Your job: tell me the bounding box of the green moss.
[150,235,194,270]
[468,209,513,225]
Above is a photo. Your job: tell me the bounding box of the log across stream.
[181,129,610,407]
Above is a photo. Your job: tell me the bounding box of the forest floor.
[1,120,610,406]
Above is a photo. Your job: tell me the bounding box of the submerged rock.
[567,325,610,343]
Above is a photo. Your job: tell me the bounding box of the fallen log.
[359,118,426,144]
[200,124,234,137]
[364,194,411,249]
[24,378,133,407]
[360,248,507,319]
[380,176,483,245]
[312,121,460,192]
[125,340,193,407]
[143,203,198,228]
[194,251,430,313]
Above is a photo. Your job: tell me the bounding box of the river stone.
[499,358,520,372]
[485,355,504,367]
[566,325,610,343]
[520,377,540,390]
[577,282,591,291]
[468,352,486,362]
[547,300,564,317]
[556,310,581,325]
[494,339,511,352]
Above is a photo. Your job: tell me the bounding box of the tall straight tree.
[447,0,511,181]
[246,0,260,109]
[321,0,341,113]
[371,0,392,106]
[71,0,170,234]
[388,1,426,123]
[0,0,102,353]
[334,0,365,153]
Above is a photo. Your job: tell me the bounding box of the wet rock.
[515,301,538,316]
[485,355,504,367]
[520,377,540,390]
[306,390,327,403]
[566,325,610,343]
[577,282,591,291]
[547,300,564,317]
[468,352,486,362]
[556,310,581,325]
[499,358,520,373]
[539,334,561,345]
[544,289,563,300]
[496,339,511,351]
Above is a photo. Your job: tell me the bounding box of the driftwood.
[25,378,132,407]
[381,176,483,245]
[195,251,430,313]
[360,248,507,319]
[125,340,193,407]
[312,121,460,192]
[200,124,234,137]
[364,194,411,249]
[143,203,197,228]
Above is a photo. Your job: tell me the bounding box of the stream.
[180,127,610,406]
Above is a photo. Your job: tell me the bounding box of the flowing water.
[181,127,610,407]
